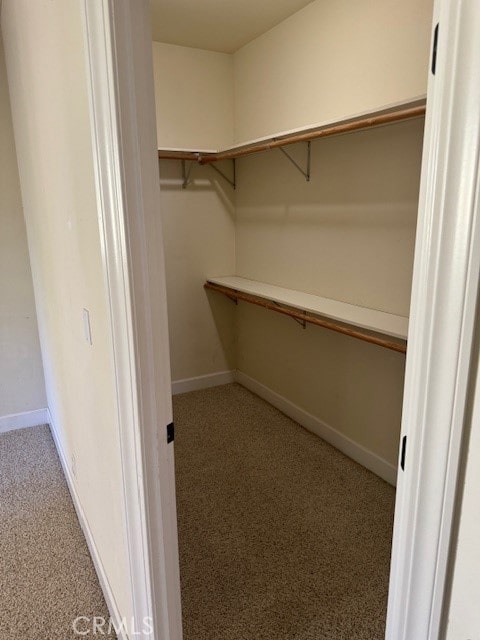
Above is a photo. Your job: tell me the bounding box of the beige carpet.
[174,383,395,640]
[0,425,115,639]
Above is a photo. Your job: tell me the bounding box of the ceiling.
[149,0,314,54]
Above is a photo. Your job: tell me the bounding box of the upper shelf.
[158,97,426,164]
[206,276,408,352]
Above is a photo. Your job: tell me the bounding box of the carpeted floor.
[0,425,115,639]
[174,383,395,640]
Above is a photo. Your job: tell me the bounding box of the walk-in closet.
[150,0,434,637]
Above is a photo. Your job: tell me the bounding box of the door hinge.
[167,422,175,444]
[400,435,407,471]
[431,23,439,75]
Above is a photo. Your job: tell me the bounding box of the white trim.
[0,408,48,434]
[82,2,182,639]
[48,410,127,640]
[235,370,397,486]
[172,371,235,395]
[82,4,153,632]
[386,1,480,638]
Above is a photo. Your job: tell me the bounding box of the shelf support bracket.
[272,301,307,328]
[181,159,195,189]
[225,291,238,305]
[210,159,236,189]
[182,159,194,189]
[290,309,307,328]
[278,141,311,182]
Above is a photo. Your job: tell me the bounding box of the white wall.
[159,161,236,383]
[0,33,46,421]
[235,120,423,316]
[152,42,234,150]
[1,0,132,622]
[235,118,424,467]
[153,0,433,150]
[154,43,237,385]
[233,0,434,143]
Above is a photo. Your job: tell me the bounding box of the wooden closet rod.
[157,150,200,161]
[205,282,407,354]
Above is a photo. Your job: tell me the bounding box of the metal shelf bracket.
[278,141,311,182]
[210,159,236,189]
[182,157,236,189]
[273,300,307,328]
[181,159,195,189]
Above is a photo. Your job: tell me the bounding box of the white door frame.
[82,1,182,639]
[81,0,480,638]
[386,0,480,638]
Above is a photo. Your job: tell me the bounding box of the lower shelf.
[205,276,408,354]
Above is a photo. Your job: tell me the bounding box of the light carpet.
[0,425,115,639]
[174,383,395,640]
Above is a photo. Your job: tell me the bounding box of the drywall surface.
[233,0,433,143]
[150,0,314,54]
[237,304,406,467]
[0,34,46,419]
[153,42,234,150]
[235,118,424,466]
[1,0,132,621]
[159,161,236,382]
[445,350,480,638]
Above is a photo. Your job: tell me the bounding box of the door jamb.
[386,0,480,637]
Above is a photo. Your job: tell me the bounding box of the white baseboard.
[0,408,49,434]
[172,370,235,395]
[47,410,128,640]
[235,371,397,486]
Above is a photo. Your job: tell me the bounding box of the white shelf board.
[226,95,426,152]
[157,146,218,153]
[158,95,426,157]
[207,276,408,340]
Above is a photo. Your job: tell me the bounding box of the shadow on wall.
[158,159,236,217]
[205,290,237,370]
[158,157,236,382]
[234,118,424,317]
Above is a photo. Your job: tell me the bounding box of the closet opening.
[150,0,434,637]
